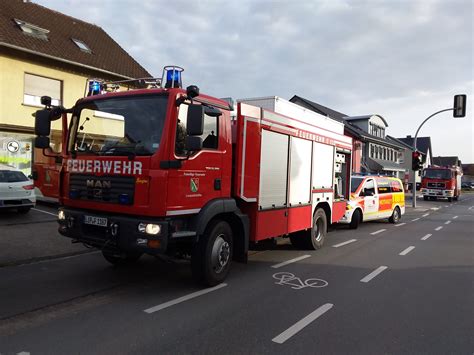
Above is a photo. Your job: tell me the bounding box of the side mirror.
[186,105,204,136]
[186,136,203,152]
[35,136,50,149]
[34,109,51,136]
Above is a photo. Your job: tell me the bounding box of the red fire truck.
[421,165,462,202]
[33,67,352,285]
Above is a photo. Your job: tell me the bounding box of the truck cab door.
[165,104,225,216]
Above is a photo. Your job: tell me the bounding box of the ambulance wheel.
[349,209,361,229]
[454,195,459,201]
[192,220,233,286]
[102,250,142,266]
[389,206,401,224]
[447,197,453,202]
[423,196,428,201]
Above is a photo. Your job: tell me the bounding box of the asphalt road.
[0,196,473,354]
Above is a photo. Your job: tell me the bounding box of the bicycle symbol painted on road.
[272,272,328,290]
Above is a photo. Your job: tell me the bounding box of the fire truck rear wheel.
[309,209,327,249]
[102,250,142,266]
[192,220,233,286]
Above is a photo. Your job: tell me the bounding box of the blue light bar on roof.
[163,66,183,89]
[87,80,104,96]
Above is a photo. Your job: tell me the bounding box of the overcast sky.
[37,0,473,162]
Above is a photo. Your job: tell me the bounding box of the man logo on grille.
[190,178,199,193]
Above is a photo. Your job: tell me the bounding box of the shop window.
[24,73,62,107]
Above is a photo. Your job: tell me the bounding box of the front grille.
[427,182,446,189]
[69,174,135,204]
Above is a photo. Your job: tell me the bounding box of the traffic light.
[412,151,422,171]
[453,94,467,118]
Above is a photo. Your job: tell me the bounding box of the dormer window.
[14,19,49,40]
[72,38,91,53]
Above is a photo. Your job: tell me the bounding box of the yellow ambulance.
[340,175,405,229]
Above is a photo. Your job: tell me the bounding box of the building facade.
[0,0,150,175]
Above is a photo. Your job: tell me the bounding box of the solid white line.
[422,213,430,217]
[394,223,406,227]
[271,255,311,269]
[452,216,458,219]
[144,283,227,314]
[421,234,432,241]
[360,266,388,283]
[332,239,357,248]
[31,208,57,217]
[435,226,443,231]
[411,218,420,222]
[370,229,386,235]
[444,220,451,225]
[399,246,415,256]
[272,303,333,344]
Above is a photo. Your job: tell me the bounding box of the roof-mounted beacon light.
[163,66,183,89]
[86,79,105,97]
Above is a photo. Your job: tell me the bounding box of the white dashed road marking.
[394,223,406,227]
[422,213,430,217]
[421,234,432,241]
[332,239,357,248]
[370,229,386,235]
[272,303,334,344]
[435,226,443,231]
[399,246,415,256]
[360,266,388,283]
[444,220,451,225]
[272,255,311,269]
[452,216,458,219]
[144,283,227,314]
[411,218,420,222]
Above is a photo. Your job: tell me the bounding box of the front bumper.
[338,208,354,224]
[0,198,35,208]
[421,188,454,197]
[58,207,179,255]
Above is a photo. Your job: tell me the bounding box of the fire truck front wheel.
[102,250,142,266]
[192,220,233,286]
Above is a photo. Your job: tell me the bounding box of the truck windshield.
[423,169,451,179]
[68,94,168,156]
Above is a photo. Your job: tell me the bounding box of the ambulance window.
[391,180,403,192]
[377,179,390,194]
[361,179,375,196]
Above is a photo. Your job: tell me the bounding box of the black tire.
[289,231,308,249]
[191,220,233,286]
[349,209,361,229]
[389,206,401,224]
[293,209,327,250]
[17,206,31,214]
[102,250,142,266]
[447,197,453,202]
[423,196,428,201]
[454,195,459,201]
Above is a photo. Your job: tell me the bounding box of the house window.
[72,38,91,53]
[14,19,49,40]
[370,144,374,158]
[23,73,62,107]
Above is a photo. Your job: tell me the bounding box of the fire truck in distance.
[33,66,353,285]
[421,165,462,202]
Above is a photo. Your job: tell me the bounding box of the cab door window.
[175,105,219,156]
[361,179,375,196]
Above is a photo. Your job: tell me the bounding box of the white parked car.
[0,165,36,213]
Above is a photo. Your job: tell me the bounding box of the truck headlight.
[58,210,66,220]
[138,223,161,235]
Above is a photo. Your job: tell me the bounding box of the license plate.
[84,215,108,227]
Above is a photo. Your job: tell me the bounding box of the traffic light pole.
[412,108,454,207]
